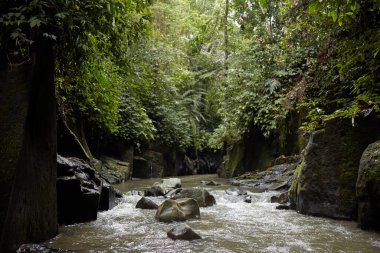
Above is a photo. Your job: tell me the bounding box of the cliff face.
[290,115,380,221]
[0,40,57,252]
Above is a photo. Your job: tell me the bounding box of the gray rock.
[136,197,159,210]
[276,204,291,210]
[244,195,252,203]
[145,178,182,197]
[99,181,117,211]
[356,140,380,231]
[172,188,216,207]
[154,178,182,189]
[167,224,202,240]
[271,192,289,204]
[164,188,182,198]
[132,156,151,179]
[294,116,380,220]
[57,155,102,224]
[225,187,247,196]
[200,180,220,186]
[155,198,200,222]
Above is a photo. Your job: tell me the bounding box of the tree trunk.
[62,117,94,161]
[224,0,229,73]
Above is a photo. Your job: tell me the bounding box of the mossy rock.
[296,116,380,220]
[356,140,380,231]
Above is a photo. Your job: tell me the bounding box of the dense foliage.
[1,0,379,156]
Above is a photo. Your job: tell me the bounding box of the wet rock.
[356,140,380,231]
[154,178,182,189]
[57,155,101,224]
[100,156,130,183]
[276,204,291,210]
[172,188,216,207]
[244,195,252,203]
[271,192,289,204]
[164,188,182,198]
[114,188,124,198]
[99,181,117,211]
[144,185,165,197]
[274,155,301,166]
[167,224,202,240]
[145,178,182,197]
[16,244,68,252]
[126,190,144,196]
[231,162,298,192]
[184,155,196,174]
[295,116,380,220]
[99,168,123,185]
[131,156,151,179]
[155,198,200,222]
[141,150,165,178]
[200,180,220,186]
[136,197,159,210]
[225,187,247,196]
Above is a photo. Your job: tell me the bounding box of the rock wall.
[0,41,57,252]
[219,119,306,178]
[356,140,380,231]
[293,115,380,220]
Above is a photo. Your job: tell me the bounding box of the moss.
[288,160,303,208]
[222,142,245,178]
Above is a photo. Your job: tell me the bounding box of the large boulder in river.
[356,140,380,231]
[155,198,200,222]
[57,155,115,224]
[136,197,158,210]
[172,188,216,207]
[294,116,380,220]
[167,224,202,240]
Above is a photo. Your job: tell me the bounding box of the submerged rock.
[356,140,380,231]
[167,224,202,240]
[155,198,200,222]
[136,197,159,210]
[171,188,216,207]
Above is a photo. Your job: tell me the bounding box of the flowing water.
[46,174,380,252]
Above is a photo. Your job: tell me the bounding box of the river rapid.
[46,174,380,253]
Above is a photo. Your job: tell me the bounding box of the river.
[46,174,380,252]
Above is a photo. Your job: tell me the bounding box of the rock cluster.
[57,155,120,225]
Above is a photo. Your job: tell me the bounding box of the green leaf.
[29,17,41,28]
[259,0,267,14]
